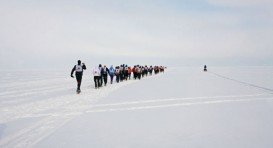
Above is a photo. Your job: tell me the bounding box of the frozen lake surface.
[1,67,273,148]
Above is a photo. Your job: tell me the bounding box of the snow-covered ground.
[1,67,273,148]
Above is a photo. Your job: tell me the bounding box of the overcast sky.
[1,0,273,69]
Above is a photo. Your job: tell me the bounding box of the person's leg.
[78,77,82,90]
[96,76,100,88]
[98,76,101,88]
[94,76,97,88]
[125,73,128,80]
[110,75,113,84]
[76,77,80,90]
[101,76,103,86]
[115,75,117,82]
[97,76,100,87]
[104,75,107,86]
[76,73,82,90]
[102,76,104,86]
[98,76,102,87]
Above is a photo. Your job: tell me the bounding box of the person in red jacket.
[128,67,132,80]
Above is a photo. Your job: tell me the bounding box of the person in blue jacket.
[109,65,115,84]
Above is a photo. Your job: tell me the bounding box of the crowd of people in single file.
[71,60,166,93]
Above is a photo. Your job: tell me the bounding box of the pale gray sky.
[0,0,273,69]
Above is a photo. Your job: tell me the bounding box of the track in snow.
[1,68,273,148]
[0,74,159,148]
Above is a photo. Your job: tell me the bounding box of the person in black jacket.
[98,64,103,87]
[102,65,109,86]
[204,65,207,72]
[115,66,120,83]
[71,60,86,93]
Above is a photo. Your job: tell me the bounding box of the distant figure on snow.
[204,65,207,72]
[71,60,86,93]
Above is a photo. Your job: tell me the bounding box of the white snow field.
[1,67,273,148]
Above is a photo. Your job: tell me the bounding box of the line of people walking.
[71,60,166,93]
[92,64,166,89]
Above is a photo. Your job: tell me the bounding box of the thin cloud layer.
[0,0,272,68]
[207,0,273,7]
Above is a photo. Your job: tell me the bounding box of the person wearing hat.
[71,60,86,93]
